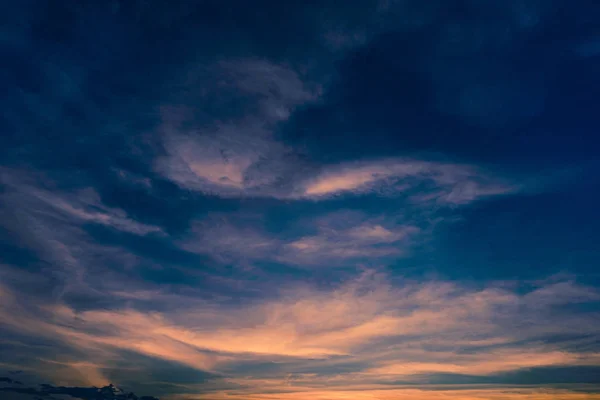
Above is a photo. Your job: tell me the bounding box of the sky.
[1,1,600,399]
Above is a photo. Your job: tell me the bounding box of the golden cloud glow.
[187,388,600,400]
[304,166,393,196]
[368,350,600,375]
[1,273,599,398]
[169,381,600,400]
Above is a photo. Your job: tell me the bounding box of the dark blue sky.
[1,1,600,399]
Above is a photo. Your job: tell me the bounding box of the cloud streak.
[0,168,162,301]
[181,211,420,267]
[0,169,162,236]
[1,271,599,398]
[159,138,515,203]
[154,59,516,205]
[298,159,514,203]
[183,387,600,400]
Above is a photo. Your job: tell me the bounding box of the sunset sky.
[1,1,600,399]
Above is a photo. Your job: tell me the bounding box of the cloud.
[367,350,600,376]
[159,132,515,203]
[218,59,322,122]
[298,159,514,203]
[0,169,163,301]
[0,382,159,400]
[155,59,320,198]
[181,211,419,267]
[0,169,162,236]
[156,108,515,203]
[3,380,600,400]
[114,169,152,189]
[1,271,599,398]
[278,213,419,266]
[156,124,291,197]
[180,215,279,267]
[154,58,516,205]
[0,377,22,385]
[158,130,515,202]
[174,387,600,400]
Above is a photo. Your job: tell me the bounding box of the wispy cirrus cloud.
[153,58,517,205]
[0,169,162,236]
[297,158,515,203]
[159,131,516,203]
[0,169,162,300]
[180,387,600,400]
[158,135,516,203]
[366,349,600,376]
[1,271,599,397]
[180,214,279,266]
[278,212,420,266]
[218,59,322,122]
[155,59,320,198]
[181,211,420,267]
[156,124,291,197]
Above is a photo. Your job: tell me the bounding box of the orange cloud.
[1,272,599,397]
[303,165,396,196]
[368,350,600,376]
[173,386,600,400]
[183,213,419,267]
[34,359,111,387]
[299,159,514,203]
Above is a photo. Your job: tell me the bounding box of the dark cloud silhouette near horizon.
[0,381,159,400]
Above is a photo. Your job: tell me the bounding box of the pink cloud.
[181,212,419,267]
[174,387,600,400]
[2,271,598,392]
[297,159,515,203]
[152,61,516,206]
